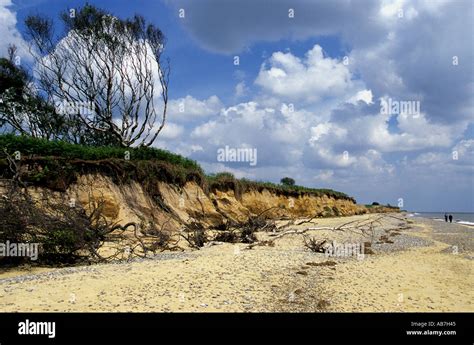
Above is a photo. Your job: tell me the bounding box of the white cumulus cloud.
[255,45,353,103]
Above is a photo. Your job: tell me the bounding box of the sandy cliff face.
[65,174,370,230]
[240,190,364,218]
[1,173,391,234]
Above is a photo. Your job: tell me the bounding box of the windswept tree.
[25,4,169,147]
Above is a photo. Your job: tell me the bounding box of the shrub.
[280,177,295,186]
[213,172,235,180]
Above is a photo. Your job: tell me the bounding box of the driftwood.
[303,237,330,253]
[244,214,397,250]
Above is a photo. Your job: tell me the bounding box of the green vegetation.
[364,203,399,210]
[280,177,295,186]
[0,134,355,202]
[0,50,68,141]
[0,56,28,96]
[206,172,354,202]
[0,134,201,171]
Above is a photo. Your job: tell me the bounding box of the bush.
[280,177,295,186]
[212,172,235,180]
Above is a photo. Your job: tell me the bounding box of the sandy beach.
[0,213,472,312]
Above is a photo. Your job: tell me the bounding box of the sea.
[408,212,474,226]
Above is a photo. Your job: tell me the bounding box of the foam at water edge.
[457,221,474,226]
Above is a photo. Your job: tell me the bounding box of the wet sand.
[0,214,472,312]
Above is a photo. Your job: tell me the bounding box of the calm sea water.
[410,212,474,225]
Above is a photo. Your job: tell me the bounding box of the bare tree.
[24,5,169,147]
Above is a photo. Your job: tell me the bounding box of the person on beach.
[445,214,448,222]
[449,214,453,223]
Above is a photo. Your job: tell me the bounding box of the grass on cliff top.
[0,134,201,171]
[0,134,354,201]
[206,173,354,202]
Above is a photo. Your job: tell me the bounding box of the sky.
[1,0,473,212]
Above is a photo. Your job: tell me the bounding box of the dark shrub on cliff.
[280,177,295,186]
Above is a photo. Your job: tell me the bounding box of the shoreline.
[408,212,474,227]
[0,214,472,312]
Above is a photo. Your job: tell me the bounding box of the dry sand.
[0,214,472,312]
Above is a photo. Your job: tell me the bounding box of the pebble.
[0,252,196,286]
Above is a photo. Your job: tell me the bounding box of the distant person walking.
[444,214,448,222]
[449,214,453,223]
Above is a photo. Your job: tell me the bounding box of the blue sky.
[1,0,473,211]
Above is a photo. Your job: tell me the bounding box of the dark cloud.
[166,0,382,54]
[349,1,474,124]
